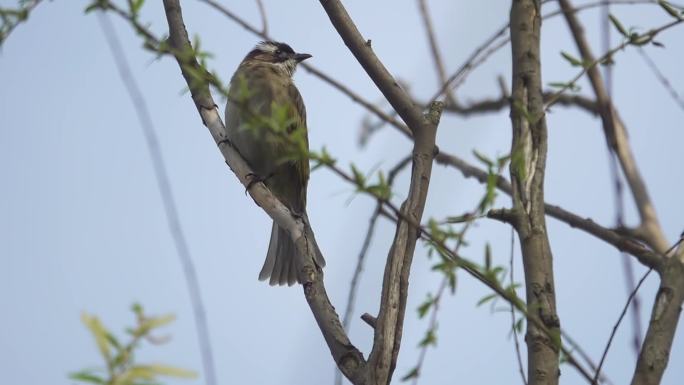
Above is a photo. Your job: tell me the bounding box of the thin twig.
[254,0,268,35]
[600,0,644,361]
[509,229,527,385]
[410,277,448,385]
[592,269,653,384]
[593,238,684,384]
[199,0,413,139]
[341,206,380,331]
[375,205,598,383]
[310,155,597,384]
[416,0,455,104]
[638,47,684,111]
[97,12,217,385]
[428,0,668,104]
[559,0,678,254]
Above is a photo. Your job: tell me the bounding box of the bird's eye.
[275,49,282,55]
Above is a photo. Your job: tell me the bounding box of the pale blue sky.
[1,1,683,384]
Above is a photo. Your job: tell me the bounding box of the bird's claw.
[244,172,265,194]
[244,172,275,194]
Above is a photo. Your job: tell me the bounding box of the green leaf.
[132,0,146,15]
[472,149,494,168]
[81,313,112,362]
[350,164,366,188]
[417,294,434,318]
[84,0,109,13]
[401,367,419,382]
[70,371,106,384]
[658,1,683,19]
[515,317,525,333]
[139,364,198,378]
[476,293,497,307]
[447,271,457,294]
[630,33,653,46]
[609,14,629,37]
[510,142,527,180]
[560,51,583,67]
[138,314,176,334]
[484,243,492,271]
[418,328,437,347]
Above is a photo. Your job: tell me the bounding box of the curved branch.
[160,0,366,381]
[558,0,676,253]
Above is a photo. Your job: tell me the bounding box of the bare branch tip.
[361,313,377,329]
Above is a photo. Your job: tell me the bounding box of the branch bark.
[160,0,366,382]
[631,243,684,385]
[317,2,443,384]
[509,1,560,384]
[557,0,669,253]
[435,153,661,269]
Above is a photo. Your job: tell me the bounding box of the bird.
[225,41,324,286]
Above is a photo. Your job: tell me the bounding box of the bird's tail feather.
[260,222,298,286]
[259,219,326,286]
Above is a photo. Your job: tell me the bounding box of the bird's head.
[243,41,312,77]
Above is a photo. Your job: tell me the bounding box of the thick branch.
[558,0,669,253]
[160,0,366,381]
[317,2,444,384]
[509,1,561,384]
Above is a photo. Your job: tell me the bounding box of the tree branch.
[199,0,413,139]
[509,1,561,384]
[558,0,671,253]
[318,0,428,135]
[436,152,662,269]
[416,0,455,104]
[159,0,366,382]
[317,2,444,384]
[441,91,598,117]
[631,238,684,385]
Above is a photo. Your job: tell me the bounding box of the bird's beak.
[293,53,312,62]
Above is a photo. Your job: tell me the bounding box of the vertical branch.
[366,102,441,385]
[509,1,560,384]
[630,238,684,385]
[316,2,444,383]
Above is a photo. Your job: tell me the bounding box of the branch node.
[424,101,444,126]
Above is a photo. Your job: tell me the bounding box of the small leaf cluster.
[472,150,509,214]
[0,1,33,46]
[348,164,392,201]
[70,303,196,385]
